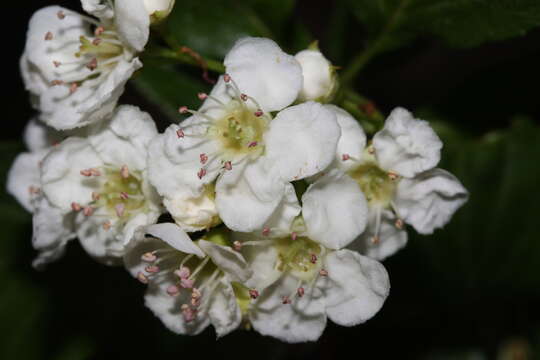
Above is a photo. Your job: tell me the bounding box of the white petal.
[121,210,161,246]
[20,54,49,104]
[23,119,64,152]
[39,58,142,130]
[145,281,210,335]
[76,214,124,265]
[373,107,442,177]
[394,168,468,234]
[114,0,149,52]
[7,150,47,213]
[164,189,219,233]
[88,105,157,171]
[265,102,340,181]
[198,240,252,283]
[224,37,302,112]
[149,124,220,197]
[81,0,114,19]
[144,223,205,257]
[40,137,103,210]
[302,170,368,249]
[233,232,281,290]
[295,49,336,102]
[216,159,286,232]
[322,249,389,326]
[207,278,242,338]
[31,196,75,269]
[349,209,408,261]
[261,183,301,236]
[325,105,366,172]
[250,274,327,343]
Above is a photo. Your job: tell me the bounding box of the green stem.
[146,47,225,74]
[341,0,411,85]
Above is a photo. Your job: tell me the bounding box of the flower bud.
[295,45,338,103]
[144,0,175,24]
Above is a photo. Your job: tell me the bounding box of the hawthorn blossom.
[295,47,338,103]
[36,105,162,265]
[20,0,151,130]
[229,170,387,343]
[149,37,341,232]
[332,106,469,260]
[124,223,252,337]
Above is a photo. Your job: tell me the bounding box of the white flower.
[149,37,342,233]
[229,169,386,343]
[20,1,151,130]
[6,119,79,268]
[36,105,162,265]
[295,47,337,103]
[124,223,252,337]
[333,106,469,260]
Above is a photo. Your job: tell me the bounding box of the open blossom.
[229,170,387,343]
[149,37,342,232]
[332,106,469,260]
[21,0,151,130]
[35,105,162,265]
[124,223,252,337]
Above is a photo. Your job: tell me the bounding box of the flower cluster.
[8,0,468,343]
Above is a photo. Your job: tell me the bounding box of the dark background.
[2,1,540,359]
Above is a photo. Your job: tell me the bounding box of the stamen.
[368,146,375,154]
[197,168,207,179]
[262,227,270,236]
[51,80,63,86]
[28,186,40,195]
[189,257,210,280]
[86,58,98,71]
[232,241,242,251]
[197,92,208,100]
[174,266,191,279]
[57,11,65,19]
[71,202,81,212]
[178,106,188,114]
[102,221,111,230]
[176,128,185,138]
[199,153,208,164]
[167,284,180,296]
[137,272,149,284]
[297,287,305,297]
[282,296,291,305]
[319,269,328,277]
[83,206,93,216]
[141,252,157,263]
[223,161,232,171]
[145,265,160,273]
[249,289,259,299]
[310,254,317,264]
[115,203,125,217]
[388,171,399,181]
[223,74,231,82]
[181,304,197,323]
[248,141,258,148]
[53,61,61,68]
[69,83,78,94]
[254,110,263,117]
[92,38,102,46]
[291,232,298,241]
[44,32,53,41]
[372,207,382,244]
[395,218,404,229]
[94,26,105,36]
[120,191,129,200]
[92,192,100,201]
[120,165,129,179]
[181,278,194,289]
[342,153,350,161]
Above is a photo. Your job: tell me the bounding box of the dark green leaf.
[348,0,540,53]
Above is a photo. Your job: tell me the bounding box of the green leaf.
[411,117,540,295]
[348,0,540,52]
[165,0,270,59]
[131,62,209,123]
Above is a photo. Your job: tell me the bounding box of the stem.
[147,47,225,74]
[341,0,411,85]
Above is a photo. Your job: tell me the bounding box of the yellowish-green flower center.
[93,167,147,219]
[275,236,322,281]
[348,161,397,208]
[76,33,123,62]
[209,102,269,158]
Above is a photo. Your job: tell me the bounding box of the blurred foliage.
[4,0,540,359]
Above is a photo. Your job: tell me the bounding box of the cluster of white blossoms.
[8,0,468,343]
